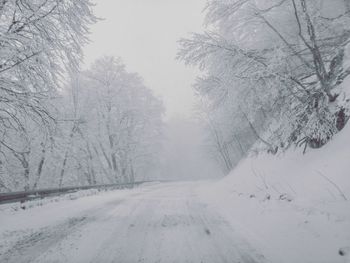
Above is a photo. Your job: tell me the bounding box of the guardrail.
[0,181,147,205]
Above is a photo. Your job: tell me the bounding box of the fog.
[84,0,206,119]
[82,0,221,181]
[153,117,222,181]
[1,1,349,262]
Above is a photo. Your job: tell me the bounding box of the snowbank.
[0,186,146,258]
[198,122,350,263]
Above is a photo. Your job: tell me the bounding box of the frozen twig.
[316,171,348,201]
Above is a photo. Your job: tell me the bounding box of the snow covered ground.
[198,122,350,263]
[0,125,349,263]
[0,182,265,263]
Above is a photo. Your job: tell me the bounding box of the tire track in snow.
[0,182,267,263]
[0,216,90,263]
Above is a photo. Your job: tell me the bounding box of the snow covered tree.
[178,0,350,159]
[53,57,164,187]
[0,0,96,191]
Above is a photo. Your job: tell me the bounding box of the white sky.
[84,0,206,118]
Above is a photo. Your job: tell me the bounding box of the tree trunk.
[59,124,77,188]
[86,142,96,185]
[233,133,245,157]
[0,160,10,192]
[93,144,113,183]
[21,153,30,191]
[239,106,274,150]
[33,143,46,189]
[59,151,68,188]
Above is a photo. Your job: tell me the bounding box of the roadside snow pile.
[198,122,350,263]
[0,187,141,258]
[0,188,117,213]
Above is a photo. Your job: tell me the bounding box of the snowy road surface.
[0,182,265,263]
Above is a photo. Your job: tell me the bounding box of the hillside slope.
[199,111,350,262]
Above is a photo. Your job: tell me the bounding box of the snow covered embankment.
[198,122,350,263]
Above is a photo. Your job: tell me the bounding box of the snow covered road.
[0,182,265,263]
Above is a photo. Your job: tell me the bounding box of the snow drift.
[199,106,350,262]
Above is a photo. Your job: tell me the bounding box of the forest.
[0,1,350,263]
[178,0,350,174]
[0,1,163,191]
[0,0,349,191]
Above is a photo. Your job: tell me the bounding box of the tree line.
[0,0,163,192]
[178,0,350,174]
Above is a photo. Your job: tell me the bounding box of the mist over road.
[0,182,264,263]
